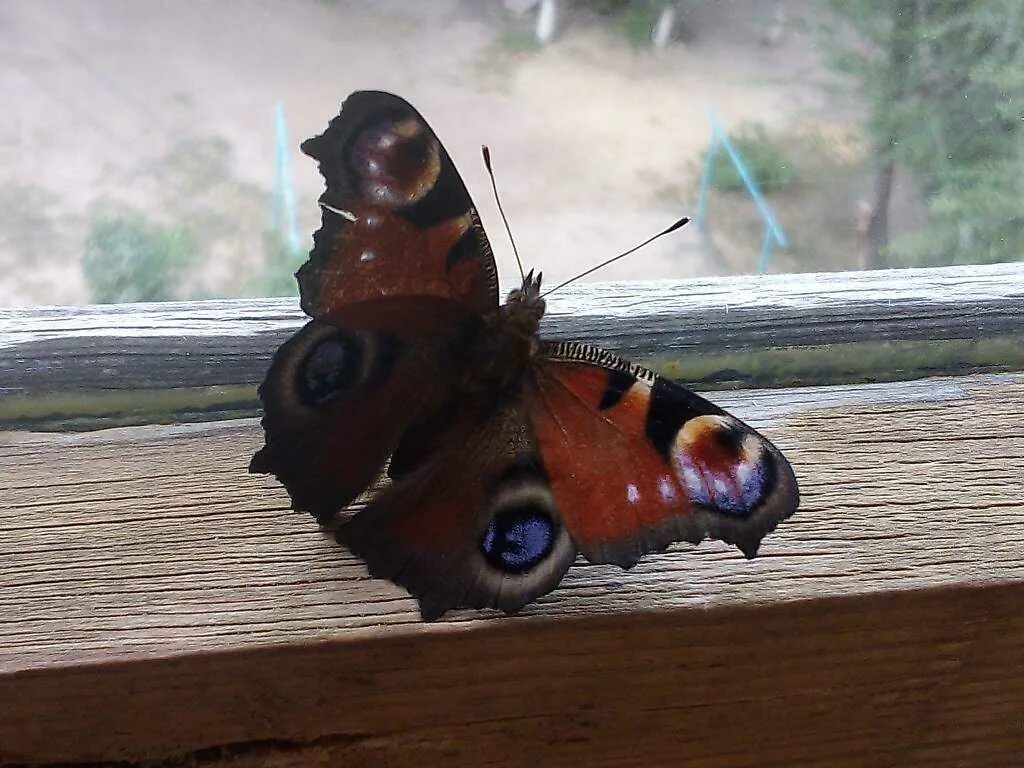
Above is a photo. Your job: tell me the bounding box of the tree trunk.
[865,163,895,269]
[864,0,918,269]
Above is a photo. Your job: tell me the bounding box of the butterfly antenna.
[482,145,526,282]
[541,217,690,298]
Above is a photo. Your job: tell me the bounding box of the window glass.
[1,0,1021,307]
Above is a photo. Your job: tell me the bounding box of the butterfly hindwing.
[298,90,498,317]
[528,342,799,567]
[337,402,577,620]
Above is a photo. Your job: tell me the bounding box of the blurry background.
[0,0,1021,307]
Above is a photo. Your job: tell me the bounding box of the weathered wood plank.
[2,262,1022,399]
[2,373,1023,764]
[2,374,1021,672]
[3,583,1022,766]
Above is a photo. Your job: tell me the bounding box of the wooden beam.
[2,262,1022,400]
[3,584,1021,766]
[2,373,1022,764]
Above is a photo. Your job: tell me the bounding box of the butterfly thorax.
[454,273,545,403]
[502,270,546,338]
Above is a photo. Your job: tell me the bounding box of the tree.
[82,210,195,304]
[825,1,1024,268]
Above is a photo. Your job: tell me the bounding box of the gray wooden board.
[2,373,1022,674]
[2,262,1022,395]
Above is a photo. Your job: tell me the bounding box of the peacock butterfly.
[250,91,799,620]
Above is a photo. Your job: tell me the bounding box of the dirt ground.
[0,0,865,307]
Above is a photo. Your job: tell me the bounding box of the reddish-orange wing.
[334,338,799,621]
[528,342,799,566]
[297,90,497,317]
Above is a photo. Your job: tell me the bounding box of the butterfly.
[250,91,799,621]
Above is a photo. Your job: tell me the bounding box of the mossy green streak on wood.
[0,386,258,432]
[2,336,1021,431]
[651,336,1024,390]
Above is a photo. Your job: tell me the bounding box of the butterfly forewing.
[298,90,498,316]
[251,92,499,523]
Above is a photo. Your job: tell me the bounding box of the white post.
[652,3,676,48]
[536,0,560,44]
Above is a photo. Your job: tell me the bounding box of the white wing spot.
[320,203,358,222]
[658,475,677,502]
[681,465,702,496]
[626,483,641,504]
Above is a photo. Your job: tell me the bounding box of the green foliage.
[619,3,661,48]
[823,1,1024,266]
[705,123,795,195]
[258,230,304,297]
[497,22,543,54]
[578,0,663,47]
[77,137,284,305]
[82,210,196,303]
[578,0,627,13]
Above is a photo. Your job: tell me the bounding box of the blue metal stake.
[273,103,301,256]
[695,126,718,231]
[757,222,774,274]
[709,110,787,252]
[698,108,789,274]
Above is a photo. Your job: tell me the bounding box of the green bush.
[258,230,304,297]
[619,2,662,47]
[705,123,795,195]
[83,211,196,303]
[578,0,663,47]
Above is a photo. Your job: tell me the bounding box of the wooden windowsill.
[2,265,1023,765]
[3,372,1023,765]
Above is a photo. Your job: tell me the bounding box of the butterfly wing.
[335,339,798,620]
[250,298,477,524]
[337,401,577,620]
[252,91,498,522]
[527,342,799,567]
[297,90,498,317]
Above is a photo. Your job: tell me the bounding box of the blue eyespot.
[299,333,361,406]
[481,507,556,574]
[739,461,768,510]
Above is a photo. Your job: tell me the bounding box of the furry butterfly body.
[250,91,799,620]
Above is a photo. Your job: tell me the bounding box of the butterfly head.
[504,269,546,331]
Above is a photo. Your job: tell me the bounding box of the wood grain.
[3,583,1022,766]
[3,260,1022,764]
[1,374,1021,655]
[3,262,1022,396]
[3,373,1023,764]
